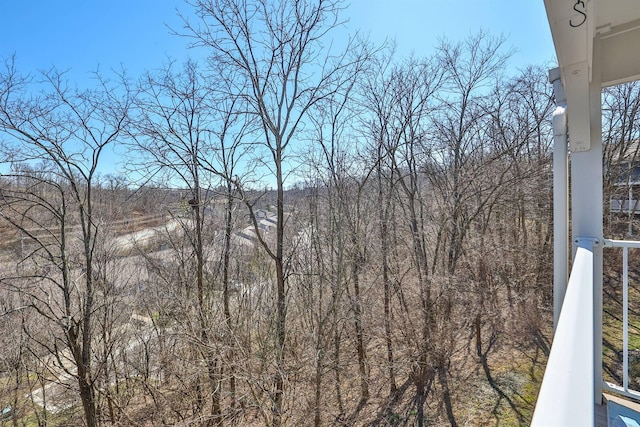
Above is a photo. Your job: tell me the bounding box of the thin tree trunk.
[378,170,397,396]
[438,363,457,427]
[223,184,236,410]
[333,325,344,417]
[273,151,286,427]
[313,346,324,427]
[350,230,369,405]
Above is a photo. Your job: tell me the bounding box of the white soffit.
[545,0,640,87]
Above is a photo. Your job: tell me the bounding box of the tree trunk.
[378,171,397,396]
[223,184,236,410]
[350,230,369,405]
[438,363,457,427]
[273,150,286,427]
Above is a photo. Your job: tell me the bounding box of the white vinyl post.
[565,39,604,405]
[550,67,569,333]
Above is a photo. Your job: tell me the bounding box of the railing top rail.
[604,238,640,248]
[531,241,595,426]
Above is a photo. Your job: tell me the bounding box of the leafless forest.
[1,1,640,426]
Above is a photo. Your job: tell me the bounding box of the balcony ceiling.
[545,0,640,87]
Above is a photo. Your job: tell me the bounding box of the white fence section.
[531,239,595,427]
[603,238,640,400]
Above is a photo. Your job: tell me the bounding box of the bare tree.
[360,52,445,425]
[0,58,133,427]
[307,61,376,418]
[181,1,368,423]
[130,59,221,425]
[128,57,257,425]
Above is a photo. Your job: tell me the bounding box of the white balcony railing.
[531,239,595,427]
[610,199,640,214]
[603,238,640,400]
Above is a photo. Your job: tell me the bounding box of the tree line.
[1,0,639,426]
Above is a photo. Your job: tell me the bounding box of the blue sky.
[0,0,555,79]
[0,1,556,181]
[348,0,555,70]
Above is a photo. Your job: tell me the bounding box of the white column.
[566,38,603,405]
[550,67,569,333]
[592,37,604,407]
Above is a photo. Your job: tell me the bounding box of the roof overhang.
[545,0,640,87]
[545,1,640,152]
